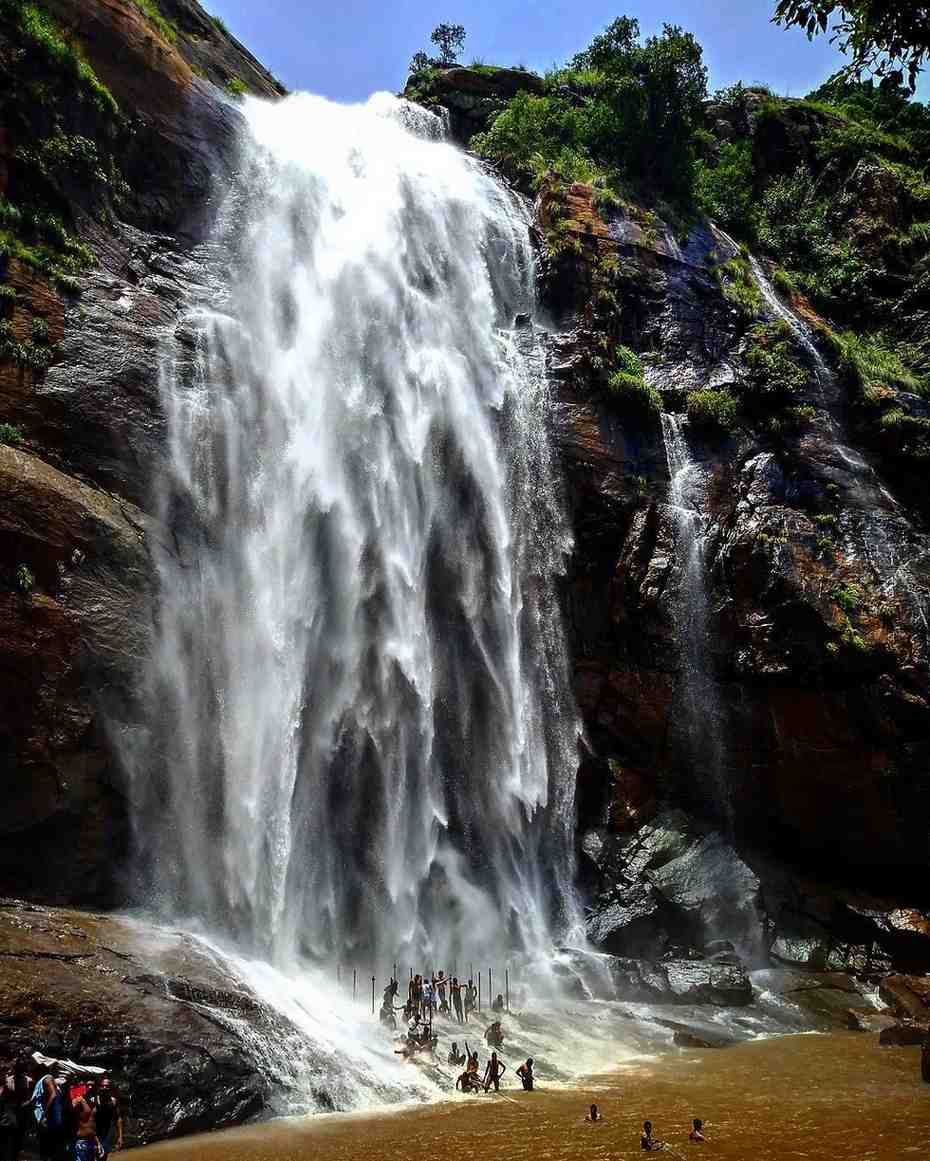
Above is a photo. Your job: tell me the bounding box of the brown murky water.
[144,1034,928,1160]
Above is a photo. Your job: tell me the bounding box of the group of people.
[583,1107,707,1149]
[450,1042,533,1095]
[387,973,484,1026]
[641,1117,707,1150]
[0,1057,123,1161]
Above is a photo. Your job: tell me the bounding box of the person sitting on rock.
[689,1117,706,1142]
[641,1120,666,1151]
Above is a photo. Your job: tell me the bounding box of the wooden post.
[488,968,492,1011]
[478,971,481,1012]
[353,968,357,1002]
[372,975,376,1016]
[393,962,397,985]
[505,967,510,1014]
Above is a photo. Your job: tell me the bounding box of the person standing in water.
[482,1051,506,1093]
[91,1079,123,1159]
[451,977,464,1023]
[464,979,477,1021]
[71,1088,99,1161]
[516,1058,534,1091]
[585,1103,603,1122]
[688,1118,706,1142]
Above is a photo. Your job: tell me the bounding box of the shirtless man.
[72,1088,99,1161]
[689,1118,706,1142]
[451,977,464,1023]
[482,1051,506,1093]
[516,1058,534,1091]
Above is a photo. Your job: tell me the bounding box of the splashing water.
[128,91,582,981]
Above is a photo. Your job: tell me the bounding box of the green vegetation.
[10,1,118,116]
[471,17,707,206]
[824,330,924,403]
[744,321,810,399]
[774,1,930,91]
[225,76,248,98]
[0,1,128,294]
[14,564,34,595]
[606,345,661,412]
[833,583,865,616]
[209,13,228,34]
[715,256,762,321]
[687,386,739,433]
[0,422,24,447]
[132,0,178,44]
[409,23,466,73]
[0,320,55,369]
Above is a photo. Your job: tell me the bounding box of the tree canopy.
[773,1,930,91]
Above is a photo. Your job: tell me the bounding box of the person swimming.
[689,1118,706,1142]
[641,1120,666,1150]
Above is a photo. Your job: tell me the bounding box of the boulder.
[879,975,930,1022]
[663,958,753,1007]
[0,900,288,1144]
[879,1021,928,1047]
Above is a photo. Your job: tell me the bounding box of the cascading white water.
[660,413,732,831]
[131,91,582,980]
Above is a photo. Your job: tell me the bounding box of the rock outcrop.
[0,899,293,1144]
[0,0,281,907]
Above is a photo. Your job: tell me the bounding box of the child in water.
[689,1118,706,1142]
[641,1120,666,1151]
[584,1103,603,1122]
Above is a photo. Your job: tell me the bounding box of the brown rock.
[879,1021,928,1047]
[879,975,930,1021]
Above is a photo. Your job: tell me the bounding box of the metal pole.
[478,971,481,1013]
[506,968,510,1014]
[372,976,376,1016]
[488,968,492,1011]
[393,962,397,984]
[353,968,357,1002]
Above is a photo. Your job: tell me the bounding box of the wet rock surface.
[0,899,290,1143]
[0,0,281,904]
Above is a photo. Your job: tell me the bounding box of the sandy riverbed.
[142,1032,928,1160]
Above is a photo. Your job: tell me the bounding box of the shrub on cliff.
[606,346,661,412]
[472,18,707,205]
[687,387,739,433]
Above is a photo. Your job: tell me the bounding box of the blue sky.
[206,0,930,104]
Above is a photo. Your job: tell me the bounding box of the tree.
[430,22,466,66]
[772,2,930,91]
[408,50,431,74]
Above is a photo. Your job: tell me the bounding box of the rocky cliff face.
[0,0,280,903]
[404,67,930,972]
[1,17,929,1141]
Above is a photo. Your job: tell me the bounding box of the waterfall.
[660,412,732,831]
[128,91,581,979]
